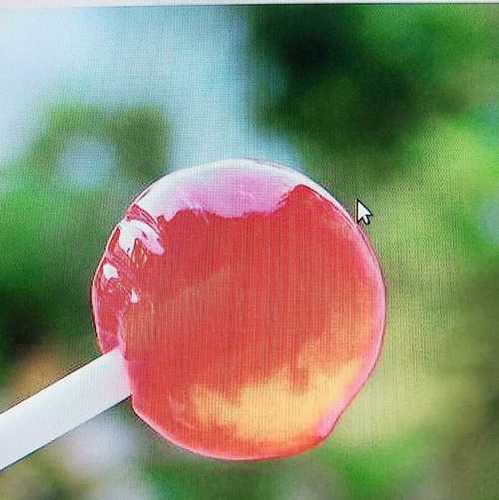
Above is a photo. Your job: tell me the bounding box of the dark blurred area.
[1,5,498,500]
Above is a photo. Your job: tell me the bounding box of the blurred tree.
[248,6,498,185]
[24,104,168,184]
[0,104,169,383]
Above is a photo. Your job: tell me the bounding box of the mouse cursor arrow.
[356,199,373,225]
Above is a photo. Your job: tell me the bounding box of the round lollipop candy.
[0,159,385,468]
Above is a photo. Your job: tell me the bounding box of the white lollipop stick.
[0,348,131,471]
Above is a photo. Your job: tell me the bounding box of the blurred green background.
[1,5,498,500]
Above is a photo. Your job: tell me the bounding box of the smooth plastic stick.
[0,348,131,471]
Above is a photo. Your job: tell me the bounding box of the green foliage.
[249,6,498,179]
[0,104,169,381]
[147,459,281,500]
[23,104,168,183]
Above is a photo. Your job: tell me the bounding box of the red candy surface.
[91,159,385,460]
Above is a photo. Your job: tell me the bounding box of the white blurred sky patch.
[55,407,161,498]
[59,138,117,187]
[481,195,499,246]
[85,472,160,500]
[56,407,145,480]
[0,7,298,171]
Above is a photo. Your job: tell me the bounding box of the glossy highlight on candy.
[91,159,386,460]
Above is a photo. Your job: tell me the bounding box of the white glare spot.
[103,263,118,280]
[117,219,164,258]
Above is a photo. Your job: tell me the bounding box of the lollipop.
[0,159,385,468]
